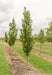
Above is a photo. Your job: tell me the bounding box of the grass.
[0,44,11,75]
[12,45,52,74]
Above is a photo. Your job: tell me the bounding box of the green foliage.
[45,30,51,42]
[46,22,52,42]
[34,34,38,42]
[5,32,8,43]
[20,7,34,56]
[38,29,44,43]
[37,29,44,55]
[8,18,18,46]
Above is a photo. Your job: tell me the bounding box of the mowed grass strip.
[0,44,11,75]
[12,45,52,74]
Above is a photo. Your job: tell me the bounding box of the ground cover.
[12,45,52,74]
[0,44,11,75]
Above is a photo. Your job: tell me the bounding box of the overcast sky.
[0,0,52,38]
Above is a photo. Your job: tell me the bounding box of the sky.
[0,0,52,38]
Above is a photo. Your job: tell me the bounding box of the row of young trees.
[4,7,52,73]
[5,6,52,61]
[34,22,52,55]
[34,24,52,43]
[5,7,34,64]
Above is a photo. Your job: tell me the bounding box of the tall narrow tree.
[8,18,18,46]
[38,29,44,55]
[20,7,34,63]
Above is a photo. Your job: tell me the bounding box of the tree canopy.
[20,7,34,56]
[8,18,18,46]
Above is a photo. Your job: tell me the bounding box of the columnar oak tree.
[8,18,18,46]
[20,7,34,62]
[38,29,44,55]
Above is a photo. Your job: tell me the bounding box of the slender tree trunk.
[42,43,44,48]
[39,43,41,55]
[26,56,28,75]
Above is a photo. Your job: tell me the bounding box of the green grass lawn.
[0,44,11,75]
[12,45,52,74]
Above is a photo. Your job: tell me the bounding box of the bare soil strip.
[3,43,42,75]
[15,44,52,62]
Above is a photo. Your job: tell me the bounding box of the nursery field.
[16,42,52,57]
[0,41,52,75]
[16,42,52,54]
[13,45,52,73]
[15,42,52,73]
[1,1,52,75]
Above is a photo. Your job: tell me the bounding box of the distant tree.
[5,32,8,43]
[20,7,34,63]
[46,22,52,51]
[38,29,44,55]
[45,30,50,42]
[8,18,18,46]
[34,34,38,42]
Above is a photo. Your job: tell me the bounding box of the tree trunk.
[39,43,41,55]
[42,43,44,48]
[26,56,28,75]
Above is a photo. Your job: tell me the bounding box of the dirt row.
[3,43,43,75]
[15,44,52,62]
